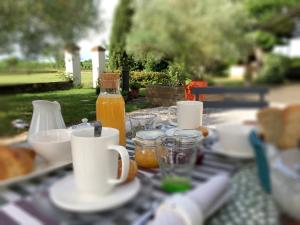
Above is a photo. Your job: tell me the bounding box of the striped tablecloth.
[0,139,278,225]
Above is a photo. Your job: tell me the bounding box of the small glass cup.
[157,130,202,193]
[128,112,158,138]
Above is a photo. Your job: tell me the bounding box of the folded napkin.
[249,130,271,194]
[147,173,230,225]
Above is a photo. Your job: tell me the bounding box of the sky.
[79,0,119,61]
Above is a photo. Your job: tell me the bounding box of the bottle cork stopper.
[99,73,120,89]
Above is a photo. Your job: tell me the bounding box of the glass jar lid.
[134,130,165,146]
[173,129,203,143]
[136,130,164,140]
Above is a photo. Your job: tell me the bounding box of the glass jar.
[133,130,165,169]
[158,129,202,192]
[165,128,204,165]
[96,73,126,146]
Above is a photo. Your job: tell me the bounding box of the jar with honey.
[133,130,165,169]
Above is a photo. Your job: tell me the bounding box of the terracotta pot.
[131,89,140,98]
[184,80,208,101]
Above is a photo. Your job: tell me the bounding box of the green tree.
[244,0,300,49]
[0,0,100,58]
[109,0,134,92]
[127,0,253,79]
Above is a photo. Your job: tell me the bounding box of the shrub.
[253,31,279,51]
[286,57,300,80]
[81,60,92,70]
[130,71,170,87]
[144,57,169,72]
[167,62,187,86]
[0,58,59,73]
[255,54,289,84]
[129,81,141,90]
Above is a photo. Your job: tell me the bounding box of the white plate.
[49,175,141,212]
[0,156,71,187]
[210,142,254,159]
[0,142,71,187]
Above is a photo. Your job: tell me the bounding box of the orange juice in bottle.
[96,73,126,146]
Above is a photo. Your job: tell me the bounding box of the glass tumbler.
[157,130,201,193]
[128,112,158,138]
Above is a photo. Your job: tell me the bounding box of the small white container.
[28,129,72,163]
[271,149,300,220]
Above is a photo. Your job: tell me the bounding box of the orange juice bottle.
[96,73,126,146]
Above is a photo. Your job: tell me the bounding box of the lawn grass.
[0,88,150,137]
[0,72,67,85]
[0,70,94,87]
[81,70,93,88]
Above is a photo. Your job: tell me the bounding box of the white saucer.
[211,142,254,159]
[49,175,141,212]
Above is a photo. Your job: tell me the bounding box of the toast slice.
[278,105,300,149]
[257,107,283,146]
[0,146,35,180]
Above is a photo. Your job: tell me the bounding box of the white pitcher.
[28,100,66,138]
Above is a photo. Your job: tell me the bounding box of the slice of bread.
[0,146,35,180]
[257,107,283,146]
[278,105,300,149]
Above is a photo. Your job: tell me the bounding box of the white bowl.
[28,129,72,163]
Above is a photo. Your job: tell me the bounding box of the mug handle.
[168,106,178,126]
[108,145,130,184]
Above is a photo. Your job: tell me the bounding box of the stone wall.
[146,85,185,106]
[0,81,73,95]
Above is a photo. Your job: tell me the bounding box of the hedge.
[255,54,288,84]
[130,71,171,87]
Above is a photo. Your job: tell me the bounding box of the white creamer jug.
[28,100,66,138]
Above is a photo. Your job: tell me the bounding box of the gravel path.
[267,83,300,104]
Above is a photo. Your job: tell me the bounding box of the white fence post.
[91,46,106,88]
[64,44,81,87]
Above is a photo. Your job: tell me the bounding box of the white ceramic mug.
[71,127,130,197]
[168,101,203,129]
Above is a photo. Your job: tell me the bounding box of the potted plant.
[129,81,141,98]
